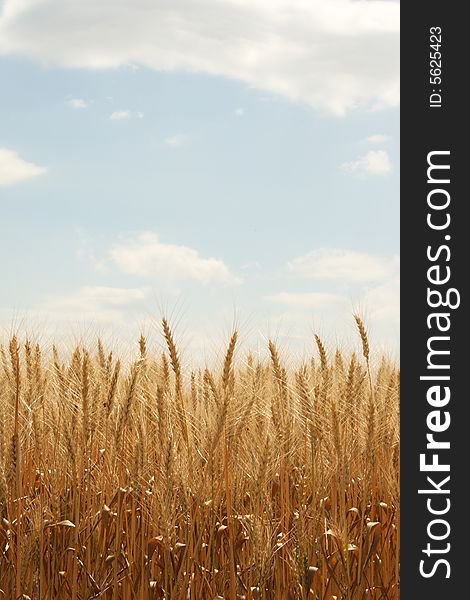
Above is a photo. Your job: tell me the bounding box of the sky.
[0,0,399,361]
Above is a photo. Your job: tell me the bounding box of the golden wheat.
[0,317,399,599]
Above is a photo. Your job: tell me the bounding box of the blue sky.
[0,0,399,359]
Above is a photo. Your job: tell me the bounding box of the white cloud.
[41,286,147,323]
[67,98,89,109]
[0,147,46,186]
[285,248,398,283]
[266,291,346,309]
[109,110,132,121]
[110,232,241,284]
[0,0,399,116]
[364,133,390,144]
[109,110,143,121]
[274,251,399,350]
[164,134,189,147]
[234,107,244,117]
[341,149,392,177]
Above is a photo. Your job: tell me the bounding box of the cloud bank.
[110,232,241,284]
[0,0,399,115]
[41,286,147,324]
[284,247,398,283]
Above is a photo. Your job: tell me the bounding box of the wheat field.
[0,317,399,599]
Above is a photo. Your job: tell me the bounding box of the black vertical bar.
[401,4,466,597]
